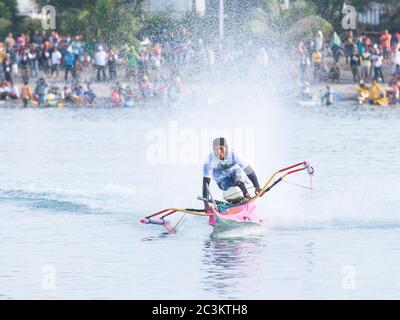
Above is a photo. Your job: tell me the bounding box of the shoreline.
[1,57,399,108]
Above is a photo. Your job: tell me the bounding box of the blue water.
[1,84,400,299]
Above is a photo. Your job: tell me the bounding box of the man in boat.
[202,137,262,210]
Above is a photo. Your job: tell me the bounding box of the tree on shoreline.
[247,0,333,47]
[32,0,143,48]
[0,0,18,36]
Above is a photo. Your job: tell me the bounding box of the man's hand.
[204,202,212,212]
[255,187,263,196]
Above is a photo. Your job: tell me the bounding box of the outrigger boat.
[140,161,314,233]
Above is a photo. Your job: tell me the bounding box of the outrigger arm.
[139,161,314,231]
[248,161,314,203]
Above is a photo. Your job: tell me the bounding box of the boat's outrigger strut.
[139,161,314,232]
[249,161,314,202]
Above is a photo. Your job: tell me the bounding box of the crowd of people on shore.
[3,25,400,108]
[0,29,200,107]
[298,29,400,106]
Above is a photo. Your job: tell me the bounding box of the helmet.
[213,137,228,158]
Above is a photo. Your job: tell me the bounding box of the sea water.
[1,83,400,299]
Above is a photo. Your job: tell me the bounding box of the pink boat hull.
[208,202,263,226]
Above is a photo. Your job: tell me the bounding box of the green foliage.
[44,0,142,47]
[86,0,142,46]
[247,0,331,44]
[0,17,12,32]
[34,0,96,10]
[139,13,178,37]
[57,9,90,36]
[0,0,18,37]
[285,0,318,22]
[0,0,18,20]
[287,15,333,43]
[18,17,42,34]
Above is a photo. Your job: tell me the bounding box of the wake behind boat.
[139,161,315,235]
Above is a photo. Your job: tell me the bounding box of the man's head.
[213,137,228,160]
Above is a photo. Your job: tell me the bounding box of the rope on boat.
[282,180,314,190]
[173,213,187,230]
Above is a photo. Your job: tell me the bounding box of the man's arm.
[202,155,212,209]
[231,151,262,196]
[202,177,211,199]
[244,165,262,195]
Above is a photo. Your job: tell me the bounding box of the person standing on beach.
[21,49,30,83]
[11,46,20,83]
[80,52,92,84]
[28,44,39,78]
[372,49,384,82]
[5,33,15,51]
[350,50,361,83]
[312,49,322,82]
[64,47,76,82]
[392,45,400,75]
[330,32,343,63]
[380,30,392,63]
[3,53,13,84]
[314,31,324,53]
[361,48,372,83]
[95,46,107,81]
[21,81,33,108]
[107,49,118,81]
[299,41,309,80]
[51,47,62,79]
[344,31,354,64]
[41,45,51,75]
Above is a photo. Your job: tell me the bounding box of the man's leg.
[232,167,251,198]
[96,66,100,81]
[102,66,106,80]
[217,176,235,191]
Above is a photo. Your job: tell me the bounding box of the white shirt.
[95,50,107,66]
[203,149,248,183]
[393,51,400,66]
[51,51,62,65]
[372,54,383,67]
[8,86,19,98]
